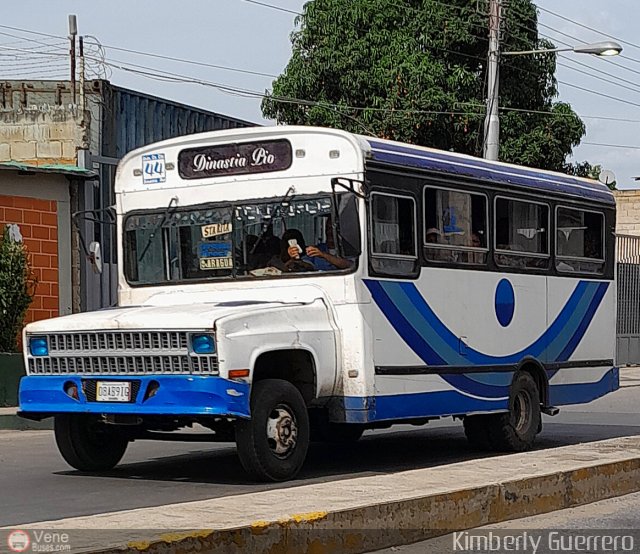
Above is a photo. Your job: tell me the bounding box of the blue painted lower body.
[18,375,250,418]
[548,366,619,406]
[342,367,619,423]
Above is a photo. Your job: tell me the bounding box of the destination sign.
[178,139,292,180]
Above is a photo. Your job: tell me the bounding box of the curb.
[95,458,640,553]
[13,436,640,554]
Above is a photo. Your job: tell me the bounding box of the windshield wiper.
[138,196,178,262]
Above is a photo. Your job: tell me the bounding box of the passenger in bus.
[305,216,353,270]
[246,232,280,271]
[426,227,440,243]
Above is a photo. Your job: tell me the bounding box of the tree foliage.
[263,0,591,172]
[0,227,36,352]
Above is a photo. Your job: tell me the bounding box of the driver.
[268,229,316,272]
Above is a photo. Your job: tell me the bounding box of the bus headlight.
[29,336,49,356]
[191,334,215,354]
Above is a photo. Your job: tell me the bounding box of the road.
[1,374,638,528]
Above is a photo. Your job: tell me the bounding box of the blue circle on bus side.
[495,279,515,327]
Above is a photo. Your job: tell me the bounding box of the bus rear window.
[556,207,604,274]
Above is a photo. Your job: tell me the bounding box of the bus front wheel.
[235,379,310,482]
[54,414,129,471]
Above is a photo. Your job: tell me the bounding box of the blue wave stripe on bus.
[557,283,609,362]
[366,140,615,204]
[342,367,617,422]
[365,279,609,398]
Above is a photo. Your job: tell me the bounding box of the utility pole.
[68,14,77,104]
[483,0,502,161]
[79,35,85,114]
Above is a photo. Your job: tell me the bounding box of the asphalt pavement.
[1,372,639,528]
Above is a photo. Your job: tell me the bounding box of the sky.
[2,0,639,188]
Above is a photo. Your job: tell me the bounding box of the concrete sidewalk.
[4,436,640,554]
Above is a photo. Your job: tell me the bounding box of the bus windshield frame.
[123,192,359,286]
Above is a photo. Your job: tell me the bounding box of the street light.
[483,40,623,161]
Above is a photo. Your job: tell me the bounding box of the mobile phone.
[288,238,302,257]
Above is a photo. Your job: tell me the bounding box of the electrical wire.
[583,141,640,150]
[240,0,300,16]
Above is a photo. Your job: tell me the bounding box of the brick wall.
[0,195,59,324]
[614,190,640,236]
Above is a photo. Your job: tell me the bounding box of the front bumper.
[18,375,250,418]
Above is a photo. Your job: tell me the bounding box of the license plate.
[96,381,131,402]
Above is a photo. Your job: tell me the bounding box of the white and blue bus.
[19,126,617,481]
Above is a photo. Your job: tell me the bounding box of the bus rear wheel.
[54,414,129,471]
[488,371,541,452]
[235,379,310,482]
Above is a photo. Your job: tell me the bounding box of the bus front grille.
[26,331,218,375]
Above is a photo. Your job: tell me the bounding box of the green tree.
[263,0,590,172]
[0,227,36,352]
[565,162,616,189]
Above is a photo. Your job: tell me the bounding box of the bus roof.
[363,136,615,205]
[118,125,614,206]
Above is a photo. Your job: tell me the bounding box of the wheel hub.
[513,390,532,434]
[266,405,298,458]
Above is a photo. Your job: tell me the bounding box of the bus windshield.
[124,193,359,285]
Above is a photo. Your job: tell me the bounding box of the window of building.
[556,207,605,274]
[370,192,417,276]
[495,197,549,269]
[423,187,488,264]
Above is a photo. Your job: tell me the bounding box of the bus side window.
[423,186,488,265]
[370,192,418,277]
[556,207,605,274]
[494,197,550,270]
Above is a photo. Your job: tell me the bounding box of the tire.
[54,414,129,471]
[463,415,492,450]
[486,371,541,452]
[235,379,310,482]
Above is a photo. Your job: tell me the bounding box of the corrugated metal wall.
[617,234,640,366]
[99,82,254,158]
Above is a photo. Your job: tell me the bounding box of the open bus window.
[370,192,418,276]
[494,197,549,270]
[423,187,488,265]
[556,207,605,274]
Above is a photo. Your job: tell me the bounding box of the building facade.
[0,79,254,319]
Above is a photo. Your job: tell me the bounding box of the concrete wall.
[614,190,640,236]
[0,105,87,166]
[0,171,73,322]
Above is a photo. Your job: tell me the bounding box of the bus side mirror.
[88,241,103,274]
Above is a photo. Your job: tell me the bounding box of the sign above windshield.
[178,139,292,180]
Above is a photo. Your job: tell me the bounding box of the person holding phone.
[305,216,352,270]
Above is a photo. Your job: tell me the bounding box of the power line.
[98,44,277,79]
[582,141,640,150]
[537,5,640,53]
[240,0,300,16]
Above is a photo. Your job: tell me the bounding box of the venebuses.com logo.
[6,530,71,552]
[7,530,30,553]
